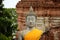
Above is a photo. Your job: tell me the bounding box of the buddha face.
[26,16,36,27]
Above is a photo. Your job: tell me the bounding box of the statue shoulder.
[20,29,29,36]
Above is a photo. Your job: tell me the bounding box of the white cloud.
[3,0,20,8]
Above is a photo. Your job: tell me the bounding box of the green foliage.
[0,0,17,39]
[0,33,11,40]
[0,8,18,40]
[0,8,17,37]
[0,8,12,37]
[0,0,4,17]
[0,0,3,4]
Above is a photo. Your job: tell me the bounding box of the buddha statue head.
[26,6,36,28]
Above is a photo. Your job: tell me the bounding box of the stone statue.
[17,6,49,40]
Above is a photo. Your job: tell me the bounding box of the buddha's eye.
[27,16,36,22]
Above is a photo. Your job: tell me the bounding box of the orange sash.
[24,28,43,40]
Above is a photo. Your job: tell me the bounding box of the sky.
[3,0,21,8]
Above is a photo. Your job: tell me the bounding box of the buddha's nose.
[30,22,32,24]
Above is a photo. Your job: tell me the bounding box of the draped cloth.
[24,28,43,40]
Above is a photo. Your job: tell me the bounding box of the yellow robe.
[24,28,43,40]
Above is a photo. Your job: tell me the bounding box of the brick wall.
[16,0,60,40]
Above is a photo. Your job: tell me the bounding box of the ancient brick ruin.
[16,0,60,40]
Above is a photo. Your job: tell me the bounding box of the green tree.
[0,8,18,39]
[0,0,4,17]
[0,0,17,40]
[0,8,12,37]
[0,8,17,36]
[0,0,12,40]
[0,33,11,40]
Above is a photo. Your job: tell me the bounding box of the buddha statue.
[17,6,49,40]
